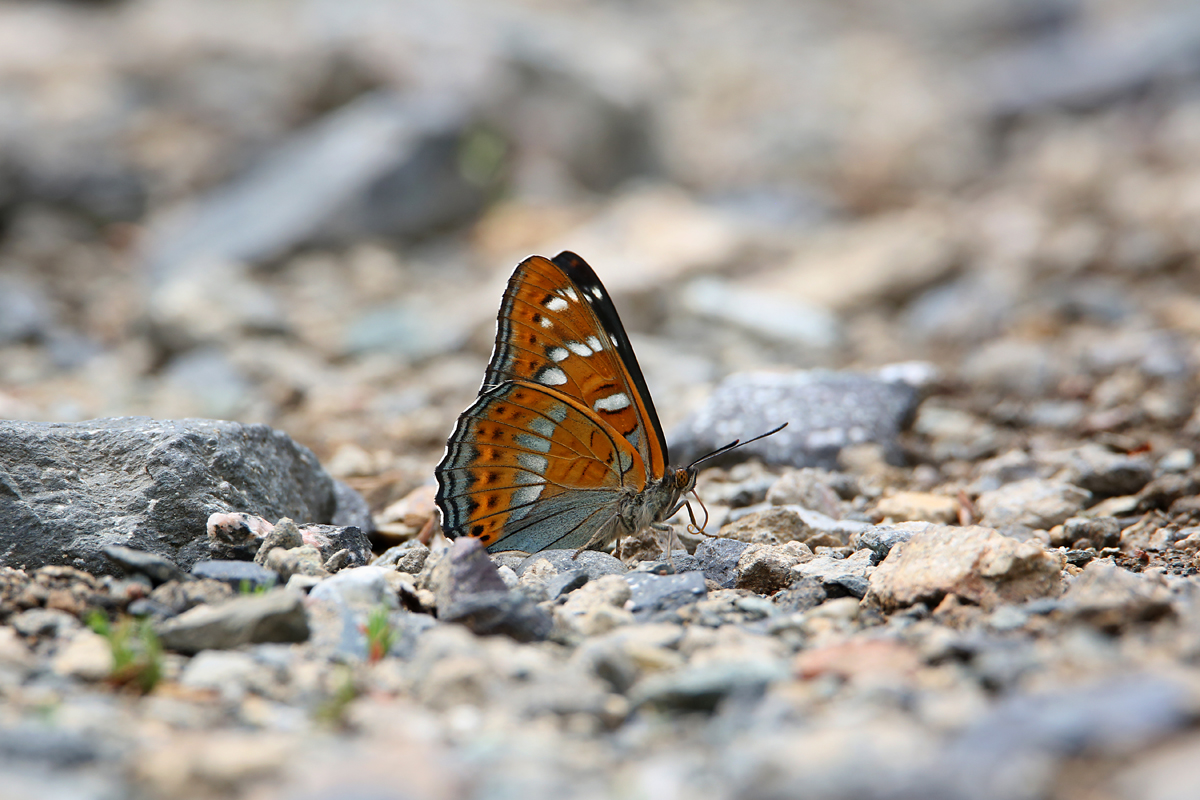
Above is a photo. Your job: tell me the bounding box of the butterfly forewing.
[482,253,669,478]
[436,380,648,552]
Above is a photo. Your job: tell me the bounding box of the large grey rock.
[670,370,921,468]
[0,418,352,575]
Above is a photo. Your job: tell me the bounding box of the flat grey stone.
[670,370,921,468]
[155,589,309,654]
[624,570,708,617]
[516,549,626,580]
[377,541,430,574]
[102,545,189,587]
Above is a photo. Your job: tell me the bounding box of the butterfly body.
[435,252,695,554]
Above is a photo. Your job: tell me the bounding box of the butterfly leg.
[651,522,677,573]
[572,516,622,560]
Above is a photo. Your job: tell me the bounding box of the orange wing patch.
[436,381,646,547]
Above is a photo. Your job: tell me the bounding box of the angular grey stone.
[435,538,508,608]
[695,538,751,589]
[148,579,234,615]
[639,552,701,575]
[791,549,874,598]
[10,608,80,639]
[102,546,190,587]
[624,571,708,617]
[155,589,309,654]
[1041,444,1153,497]
[435,538,552,642]
[1060,516,1121,549]
[544,570,590,601]
[0,418,340,575]
[771,577,828,613]
[853,524,924,564]
[516,549,626,580]
[670,370,920,468]
[253,518,304,565]
[295,523,371,568]
[377,541,430,574]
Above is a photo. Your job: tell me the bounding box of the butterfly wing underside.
[481,252,670,478]
[436,380,647,552]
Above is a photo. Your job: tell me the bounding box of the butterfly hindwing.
[436,380,648,552]
[482,252,670,478]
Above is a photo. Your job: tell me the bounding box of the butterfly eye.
[674,469,692,490]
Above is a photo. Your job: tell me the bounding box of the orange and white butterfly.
[435,252,782,555]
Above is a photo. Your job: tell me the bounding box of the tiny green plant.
[314,666,358,729]
[86,610,163,694]
[238,579,270,596]
[363,605,395,664]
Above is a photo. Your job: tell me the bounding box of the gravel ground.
[2,1,1200,799]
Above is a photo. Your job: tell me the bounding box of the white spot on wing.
[528,416,555,437]
[586,336,603,351]
[547,402,568,423]
[515,433,552,453]
[547,346,568,362]
[594,392,631,412]
[545,297,568,312]
[590,286,604,299]
[540,317,553,329]
[566,341,593,357]
[561,287,579,302]
[509,484,544,520]
[516,452,548,474]
[537,366,567,386]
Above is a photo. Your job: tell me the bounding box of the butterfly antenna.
[685,422,789,470]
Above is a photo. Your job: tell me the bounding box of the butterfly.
[435,251,784,556]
